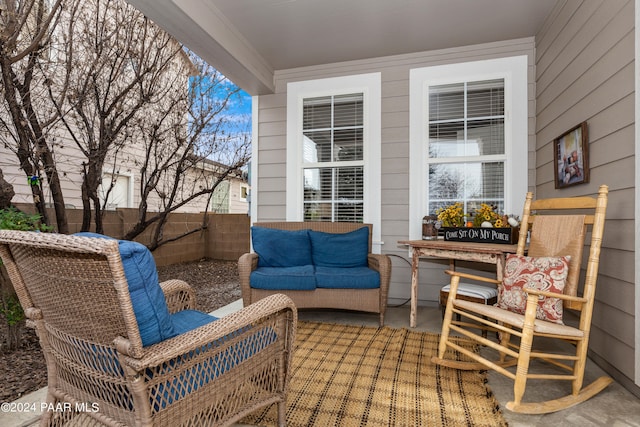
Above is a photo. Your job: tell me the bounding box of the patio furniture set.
[0,185,610,424]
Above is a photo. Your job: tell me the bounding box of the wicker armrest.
[367,253,391,284]
[366,253,384,271]
[160,279,197,313]
[238,252,259,305]
[238,252,259,272]
[120,293,297,369]
[368,253,392,314]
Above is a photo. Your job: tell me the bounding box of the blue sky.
[189,75,252,137]
[226,84,252,133]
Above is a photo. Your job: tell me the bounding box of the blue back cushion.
[75,232,177,346]
[251,227,312,267]
[309,227,369,268]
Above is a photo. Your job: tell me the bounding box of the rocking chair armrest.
[160,279,197,313]
[523,288,588,303]
[444,270,501,285]
[120,293,297,371]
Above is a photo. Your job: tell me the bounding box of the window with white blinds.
[302,94,364,221]
[428,79,506,216]
[287,73,381,247]
[409,56,528,241]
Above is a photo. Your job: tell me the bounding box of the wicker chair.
[0,230,297,427]
[432,185,612,414]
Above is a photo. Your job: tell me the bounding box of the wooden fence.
[14,204,250,266]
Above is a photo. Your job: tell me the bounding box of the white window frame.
[287,73,382,252]
[409,56,528,240]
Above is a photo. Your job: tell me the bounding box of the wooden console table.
[398,239,519,327]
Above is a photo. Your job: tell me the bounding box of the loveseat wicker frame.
[239,222,391,326]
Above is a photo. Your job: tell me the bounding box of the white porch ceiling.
[125,0,559,95]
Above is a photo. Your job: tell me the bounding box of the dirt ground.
[0,259,241,403]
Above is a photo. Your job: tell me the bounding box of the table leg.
[497,255,505,281]
[410,249,420,328]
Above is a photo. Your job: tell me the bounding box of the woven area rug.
[242,321,507,427]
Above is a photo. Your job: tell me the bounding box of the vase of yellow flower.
[435,202,466,227]
[437,202,520,244]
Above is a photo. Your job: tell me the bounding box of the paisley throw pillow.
[497,254,570,324]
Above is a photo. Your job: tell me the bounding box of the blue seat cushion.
[315,266,381,289]
[151,326,279,411]
[171,310,218,335]
[309,227,369,268]
[251,227,313,267]
[74,232,177,347]
[87,311,217,377]
[250,265,316,290]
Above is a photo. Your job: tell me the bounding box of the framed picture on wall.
[553,122,589,189]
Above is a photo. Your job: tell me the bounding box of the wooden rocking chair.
[432,184,612,414]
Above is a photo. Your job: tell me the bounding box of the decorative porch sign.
[443,227,519,245]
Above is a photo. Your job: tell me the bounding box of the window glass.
[427,79,506,217]
[428,162,504,214]
[301,93,364,222]
[428,80,504,158]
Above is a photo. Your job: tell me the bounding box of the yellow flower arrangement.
[436,202,519,228]
[471,203,502,227]
[436,202,466,227]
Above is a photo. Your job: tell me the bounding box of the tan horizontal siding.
[535,0,635,385]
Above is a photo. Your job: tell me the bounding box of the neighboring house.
[99,157,249,214]
[0,148,249,215]
[208,164,250,214]
[131,0,640,397]
[0,1,249,216]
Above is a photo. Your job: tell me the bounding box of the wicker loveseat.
[0,230,297,427]
[239,222,391,325]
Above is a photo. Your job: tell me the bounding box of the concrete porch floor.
[4,302,640,427]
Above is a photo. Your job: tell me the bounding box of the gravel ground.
[0,258,241,403]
